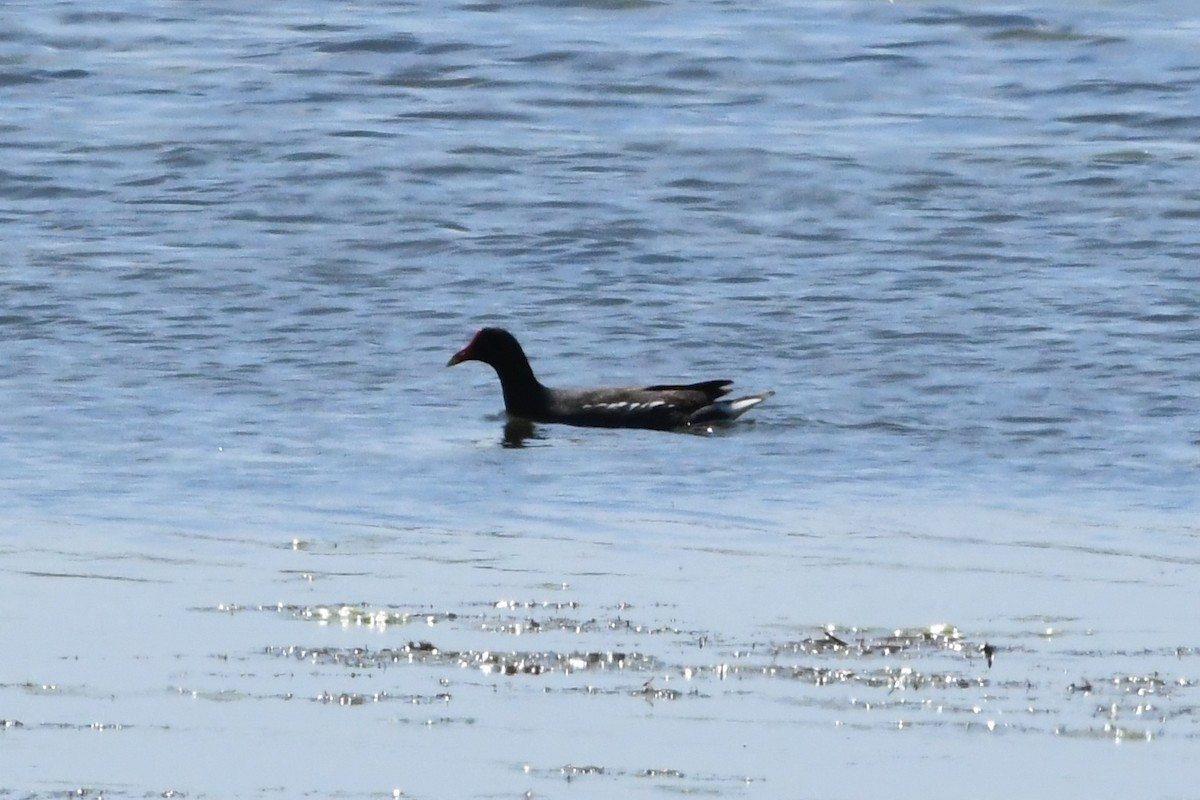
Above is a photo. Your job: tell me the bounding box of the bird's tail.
[688,391,774,425]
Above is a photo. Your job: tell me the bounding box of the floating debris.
[980,642,996,668]
[263,642,659,677]
[637,678,683,701]
[823,630,849,648]
[203,607,1200,740]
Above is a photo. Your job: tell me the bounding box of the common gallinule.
[447,327,773,431]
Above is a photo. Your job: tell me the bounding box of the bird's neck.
[494,359,547,417]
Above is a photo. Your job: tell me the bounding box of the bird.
[446,327,773,431]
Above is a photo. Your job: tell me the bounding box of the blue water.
[2,1,1199,798]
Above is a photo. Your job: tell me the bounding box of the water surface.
[2,0,1199,797]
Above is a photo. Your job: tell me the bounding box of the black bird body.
[447,328,772,431]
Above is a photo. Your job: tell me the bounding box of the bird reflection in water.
[501,418,541,448]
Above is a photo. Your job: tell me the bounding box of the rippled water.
[2,1,1199,798]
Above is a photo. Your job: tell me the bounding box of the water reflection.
[502,418,541,448]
